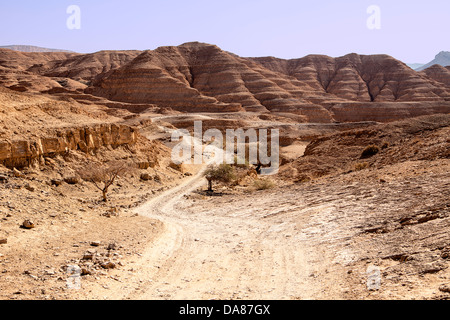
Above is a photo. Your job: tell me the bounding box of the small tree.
[78,161,129,202]
[204,164,236,192]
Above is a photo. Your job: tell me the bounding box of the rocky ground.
[0,84,449,300]
[36,157,447,301]
[1,112,449,300]
[0,146,199,300]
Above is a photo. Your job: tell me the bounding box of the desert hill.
[1,42,449,123]
[27,50,142,83]
[250,53,450,102]
[279,113,450,181]
[0,43,449,301]
[0,48,80,92]
[421,64,450,87]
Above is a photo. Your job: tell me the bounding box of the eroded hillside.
[1,42,450,123]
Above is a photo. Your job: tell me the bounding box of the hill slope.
[0,43,449,123]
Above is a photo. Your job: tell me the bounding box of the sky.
[0,0,448,63]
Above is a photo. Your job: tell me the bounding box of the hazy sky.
[1,0,448,63]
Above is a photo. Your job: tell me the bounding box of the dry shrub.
[78,160,131,201]
[294,174,311,183]
[253,178,276,190]
[355,162,370,171]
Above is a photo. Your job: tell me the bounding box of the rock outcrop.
[0,124,137,168]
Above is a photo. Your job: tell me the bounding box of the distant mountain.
[407,63,425,70]
[416,51,450,71]
[0,45,74,53]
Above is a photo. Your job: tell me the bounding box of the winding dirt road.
[105,166,332,300]
[93,125,342,300]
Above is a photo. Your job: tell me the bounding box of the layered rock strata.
[0,124,137,168]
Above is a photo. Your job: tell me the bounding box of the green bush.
[204,164,236,192]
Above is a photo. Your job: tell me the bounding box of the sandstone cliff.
[0,87,144,168]
[0,124,137,168]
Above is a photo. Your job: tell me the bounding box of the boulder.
[83,249,96,260]
[140,173,152,181]
[100,261,116,269]
[439,284,450,293]
[64,176,79,185]
[21,220,35,229]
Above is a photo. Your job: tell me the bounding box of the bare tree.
[78,161,129,202]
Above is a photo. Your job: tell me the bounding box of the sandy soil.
[1,103,449,300]
[80,165,319,300]
[76,159,450,300]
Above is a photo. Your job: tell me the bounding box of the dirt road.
[84,156,450,300]
[103,166,328,300]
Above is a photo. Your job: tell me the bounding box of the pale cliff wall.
[0,124,137,168]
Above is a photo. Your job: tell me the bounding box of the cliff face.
[0,86,144,169]
[0,124,137,168]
